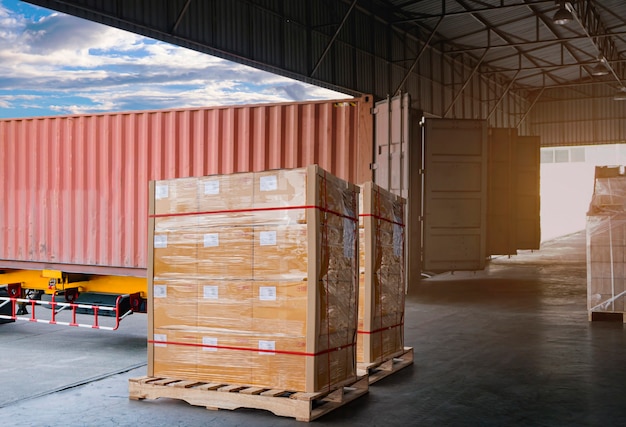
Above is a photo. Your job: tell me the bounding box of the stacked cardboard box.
[586,166,626,315]
[357,182,406,364]
[148,165,360,392]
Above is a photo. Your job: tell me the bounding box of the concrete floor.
[1,230,625,426]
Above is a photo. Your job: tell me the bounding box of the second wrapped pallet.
[357,182,406,365]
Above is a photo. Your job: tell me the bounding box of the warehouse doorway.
[540,144,626,242]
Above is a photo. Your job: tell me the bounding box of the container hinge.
[370,163,378,170]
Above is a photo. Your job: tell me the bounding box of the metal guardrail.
[0,295,132,331]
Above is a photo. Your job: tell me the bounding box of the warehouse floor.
[2,230,625,426]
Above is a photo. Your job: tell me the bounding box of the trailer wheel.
[64,288,79,303]
[25,289,44,300]
[0,289,15,324]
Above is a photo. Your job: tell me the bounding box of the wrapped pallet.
[357,182,406,364]
[147,165,360,392]
[586,166,626,319]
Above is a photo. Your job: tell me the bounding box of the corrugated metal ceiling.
[22,0,626,96]
[384,0,626,91]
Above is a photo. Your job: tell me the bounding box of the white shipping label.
[154,235,168,248]
[153,334,167,348]
[393,224,403,257]
[259,286,277,301]
[260,175,278,192]
[153,285,167,298]
[202,337,218,352]
[204,180,220,195]
[203,285,219,300]
[343,219,356,258]
[155,184,169,200]
[260,230,277,246]
[203,233,219,247]
[258,340,275,355]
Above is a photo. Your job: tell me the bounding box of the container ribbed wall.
[0,96,373,276]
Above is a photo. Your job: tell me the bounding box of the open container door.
[487,127,519,256]
[515,135,541,250]
[486,129,541,256]
[373,94,421,288]
[422,118,488,273]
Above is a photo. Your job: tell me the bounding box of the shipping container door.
[515,135,541,249]
[423,118,487,273]
[373,94,421,287]
[487,128,518,256]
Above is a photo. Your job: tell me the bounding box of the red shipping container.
[0,96,373,276]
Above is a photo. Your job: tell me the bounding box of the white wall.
[540,144,626,242]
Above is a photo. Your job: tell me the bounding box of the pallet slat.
[128,375,368,422]
[357,347,414,384]
[196,383,223,391]
[171,380,203,389]
[588,311,626,323]
[239,387,266,395]
[260,389,288,397]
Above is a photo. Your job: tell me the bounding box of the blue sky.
[0,0,348,119]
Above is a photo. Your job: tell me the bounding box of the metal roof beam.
[443,48,489,117]
[573,1,619,61]
[516,87,545,128]
[394,16,444,95]
[170,0,192,34]
[487,69,521,120]
[513,77,622,91]
[452,0,565,87]
[522,2,589,79]
[481,58,626,74]
[392,0,554,22]
[310,0,358,77]
[443,31,626,54]
[569,0,624,87]
[436,11,537,47]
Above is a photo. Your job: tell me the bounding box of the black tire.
[0,289,15,324]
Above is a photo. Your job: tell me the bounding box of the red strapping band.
[150,204,358,222]
[148,339,355,357]
[357,322,404,335]
[359,213,405,228]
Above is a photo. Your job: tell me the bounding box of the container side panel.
[0,98,370,275]
[373,94,422,287]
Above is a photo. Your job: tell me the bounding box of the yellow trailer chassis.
[0,269,147,330]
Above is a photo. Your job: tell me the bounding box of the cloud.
[24,13,143,53]
[0,1,349,118]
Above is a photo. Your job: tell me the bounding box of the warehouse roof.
[23,0,625,96]
[381,0,626,91]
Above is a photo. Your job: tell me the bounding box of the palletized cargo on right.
[586,166,626,322]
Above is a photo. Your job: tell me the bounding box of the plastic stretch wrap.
[586,167,626,314]
[357,182,406,364]
[148,165,359,392]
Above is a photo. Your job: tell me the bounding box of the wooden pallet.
[128,375,368,422]
[357,347,414,384]
[588,311,626,323]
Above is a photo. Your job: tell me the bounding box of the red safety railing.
[0,294,132,331]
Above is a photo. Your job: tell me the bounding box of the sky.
[0,0,348,119]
